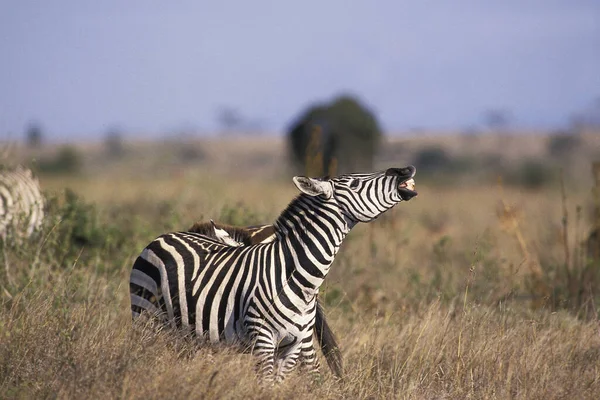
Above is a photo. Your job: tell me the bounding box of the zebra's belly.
[194,296,243,345]
[189,254,254,345]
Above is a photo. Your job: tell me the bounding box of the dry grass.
[2,133,600,398]
[2,280,599,399]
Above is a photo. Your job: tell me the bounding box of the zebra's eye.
[349,179,359,189]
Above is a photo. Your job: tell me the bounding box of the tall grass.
[2,139,600,398]
[2,279,599,398]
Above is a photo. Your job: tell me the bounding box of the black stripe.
[132,256,162,286]
[148,237,182,326]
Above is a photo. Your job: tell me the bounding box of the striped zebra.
[130,166,417,382]
[0,165,44,241]
[187,219,343,378]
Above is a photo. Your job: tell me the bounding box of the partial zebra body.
[130,166,417,382]
[188,220,276,247]
[187,219,343,378]
[0,165,44,240]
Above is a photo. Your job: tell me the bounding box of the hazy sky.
[1,1,599,141]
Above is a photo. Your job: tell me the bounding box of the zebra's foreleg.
[274,344,302,383]
[255,351,276,384]
[250,330,277,383]
[299,336,321,376]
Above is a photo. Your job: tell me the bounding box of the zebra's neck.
[273,194,349,292]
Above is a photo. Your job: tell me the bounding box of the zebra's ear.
[293,176,333,199]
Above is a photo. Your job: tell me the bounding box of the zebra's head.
[292,166,417,224]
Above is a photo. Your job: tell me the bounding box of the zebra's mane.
[188,194,337,246]
[188,221,254,245]
[273,193,337,236]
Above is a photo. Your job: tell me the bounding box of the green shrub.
[0,189,137,294]
[177,143,206,164]
[412,146,483,183]
[509,159,555,189]
[38,146,82,174]
[413,146,452,174]
[547,132,581,160]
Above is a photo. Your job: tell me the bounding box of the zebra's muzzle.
[398,179,417,201]
[386,166,417,201]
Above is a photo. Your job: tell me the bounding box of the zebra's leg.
[250,330,277,383]
[274,343,302,383]
[299,335,321,377]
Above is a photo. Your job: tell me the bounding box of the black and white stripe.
[0,165,44,240]
[130,166,417,382]
[188,219,343,378]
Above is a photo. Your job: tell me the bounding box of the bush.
[38,146,83,174]
[412,146,482,183]
[510,159,555,189]
[177,143,206,164]
[0,189,137,293]
[288,95,382,175]
[547,132,581,160]
[413,146,452,174]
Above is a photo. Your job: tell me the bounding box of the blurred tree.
[105,127,125,158]
[569,113,586,134]
[587,96,600,127]
[414,146,452,174]
[567,96,600,132]
[547,131,581,160]
[288,95,382,175]
[25,122,43,148]
[483,109,511,132]
[216,106,243,134]
[38,146,82,174]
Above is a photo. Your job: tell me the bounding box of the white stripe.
[130,269,159,295]
[259,234,276,244]
[130,294,159,314]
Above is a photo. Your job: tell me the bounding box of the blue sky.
[1,1,599,141]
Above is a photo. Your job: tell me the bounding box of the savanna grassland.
[2,132,600,399]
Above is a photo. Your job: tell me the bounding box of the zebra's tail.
[314,300,343,379]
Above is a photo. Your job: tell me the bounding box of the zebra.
[130,166,417,382]
[0,165,44,241]
[187,219,343,378]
